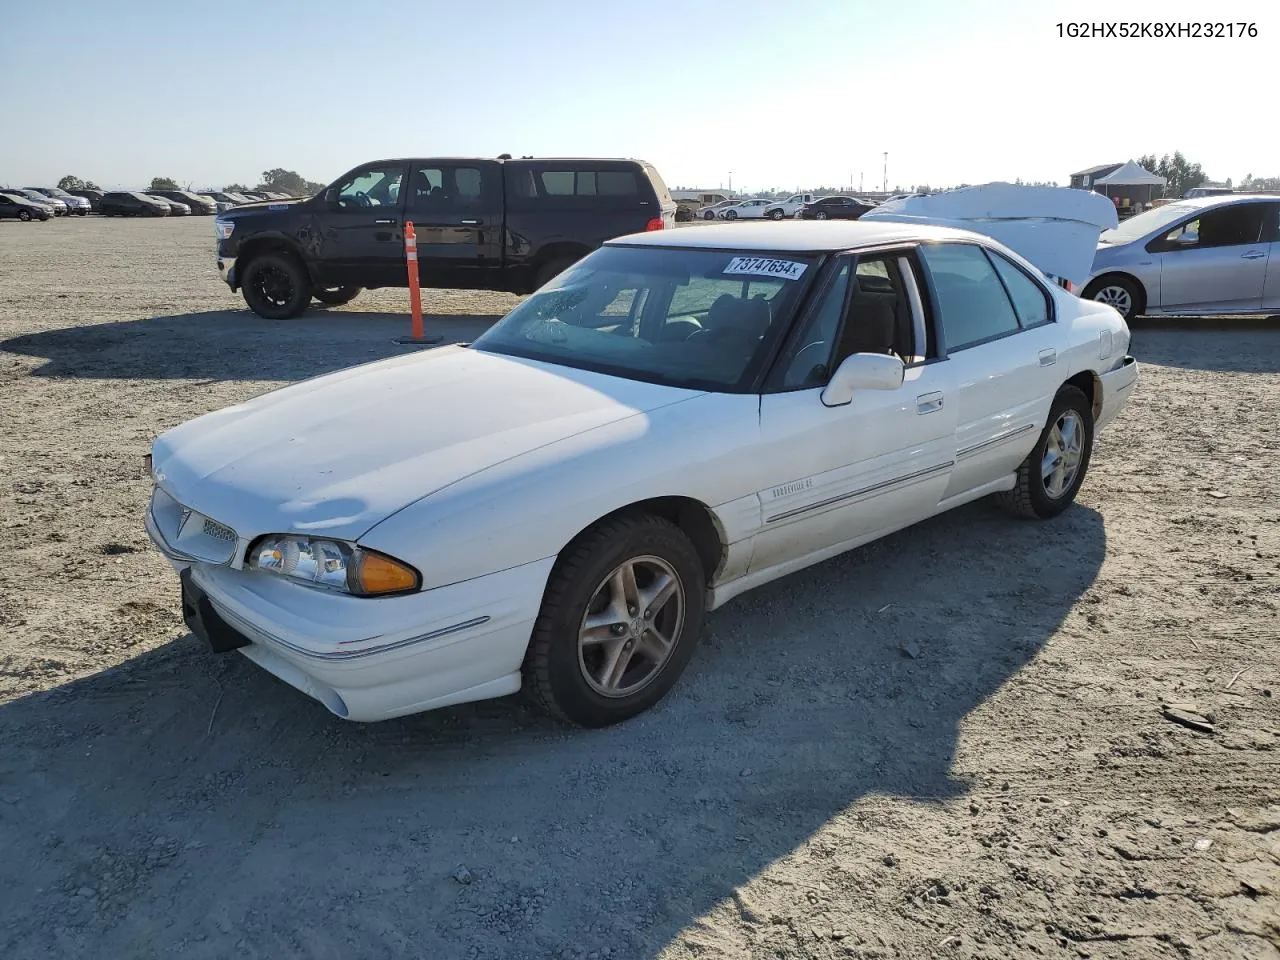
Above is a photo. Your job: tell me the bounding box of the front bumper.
[145,491,551,722]
[217,256,236,289]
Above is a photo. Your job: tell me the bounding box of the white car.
[145,220,1138,728]
[717,198,774,220]
[762,194,816,220]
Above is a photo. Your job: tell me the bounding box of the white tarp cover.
[862,182,1120,286]
[1093,160,1167,187]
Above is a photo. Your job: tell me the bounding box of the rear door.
[917,242,1065,500]
[404,161,503,289]
[314,162,408,287]
[1152,201,1271,311]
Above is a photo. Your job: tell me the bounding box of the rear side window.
[919,243,1021,352]
[988,251,1052,327]
[507,163,649,210]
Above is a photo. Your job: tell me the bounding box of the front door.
[917,242,1066,500]
[1256,203,1280,310]
[404,162,503,290]
[1154,201,1273,312]
[751,251,957,574]
[316,162,408,287]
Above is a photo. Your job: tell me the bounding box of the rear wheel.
[701,210,716,220]
[241,252,312,319]
[522,513,706,727]
[313,285,362,306]
[996,386,1094,520]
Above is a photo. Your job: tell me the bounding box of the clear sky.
[3,0,1275,193]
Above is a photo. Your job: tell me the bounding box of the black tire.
[522,513,707,727]
[18,210,31,222]
[768,208,784,220]
[534,255,579,289]
[1082,274,1142,321]
[724,209,738,220]
[312,285,362,306]
[240,252,312,319]
[814,210,829,220]
[996,385,1094,520]
[702,210,716,220]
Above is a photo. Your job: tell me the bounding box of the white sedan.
[718,198,775,220]
[146,221,1138,728]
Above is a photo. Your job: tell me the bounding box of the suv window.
[407,164,486,214]
[920,243,1021,352]
[1157,203,1268,250]
[988,251,1051,327]
[330,164,403,210]
[536,169,639,198]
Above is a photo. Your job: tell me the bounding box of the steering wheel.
[352,190,372,208]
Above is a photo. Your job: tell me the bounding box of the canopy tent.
[862,182,1119,286]
[1093,161,1166,187]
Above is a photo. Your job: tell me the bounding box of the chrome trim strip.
[210,598,491,662]
[765,461,954,524]
[956,423,1037,461]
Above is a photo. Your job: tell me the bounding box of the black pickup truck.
[214,156,676,319]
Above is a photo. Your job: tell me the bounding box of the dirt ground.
[0,216,1277,960]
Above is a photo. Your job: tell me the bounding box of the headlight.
[246,535,420,596]
[215,219,234,239]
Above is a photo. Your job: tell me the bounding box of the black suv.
[101,192,171,217]
[214,156,675,318]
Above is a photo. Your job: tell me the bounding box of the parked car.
[717,198,776,220]
[799,196,876,220]
[1183,186,1235,199]
[215,155,676,318]
[150,190,217,215]
[146,219,1137,727]
[100,191,171,216]
[198,192,243,212]
[238,192,270,201]
[149,195,191,215]
[762,194,816,220]
[700,199,741,221]
[0,192,52,221]
[6,188,66,215]
[67,188,105,212]
[28,187,91,215]
[1081,193,1280,320]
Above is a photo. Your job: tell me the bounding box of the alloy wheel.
[1041,410,1085,499]
[1094,285,1132,316]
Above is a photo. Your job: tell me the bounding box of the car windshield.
[471,244,821,391]
[1099,203,1198,243]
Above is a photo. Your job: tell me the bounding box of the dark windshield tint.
[471,245,820,391]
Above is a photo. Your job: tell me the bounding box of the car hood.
[151,346,703,543]
[222,198,308,217]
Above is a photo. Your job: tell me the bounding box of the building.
[1069,163,1123,190]
[1069,160,1167,216]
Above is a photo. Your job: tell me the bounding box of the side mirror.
[821,352,905,407]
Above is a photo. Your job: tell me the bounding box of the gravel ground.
[0,216,1277,960]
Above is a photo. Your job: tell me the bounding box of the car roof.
[1165,192,1278,210]
[608,219,986,253]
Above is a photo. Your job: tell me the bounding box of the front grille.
[203,518,237,542]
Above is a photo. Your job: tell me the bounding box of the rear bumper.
[1096,355,1138,431]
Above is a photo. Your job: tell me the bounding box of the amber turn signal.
[355,550,420,595]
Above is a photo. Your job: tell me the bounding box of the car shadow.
[0,310,504,381]
[0,502,1106,959]
[1130,314,1280,373]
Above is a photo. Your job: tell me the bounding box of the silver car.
[1082,194,1280,319]
[28,187,91,215]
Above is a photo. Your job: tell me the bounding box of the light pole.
[883,152,888,194]
[728,171,733,193]
[859,172,863,193]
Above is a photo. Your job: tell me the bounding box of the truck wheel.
[768,208,785,220]
[241,253,312,320]
[313,285,362,306]
[522,512,706,727]
[534,255,580,289]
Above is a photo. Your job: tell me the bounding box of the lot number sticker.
[723,257,808,281]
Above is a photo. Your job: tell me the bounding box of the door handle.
[374,218,395,225]
[1038,348,1057,367]
[459,218,482,225]
[1241,250,1266,260]
[916,392,944,414]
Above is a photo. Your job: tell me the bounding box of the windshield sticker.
[724,257,808,281]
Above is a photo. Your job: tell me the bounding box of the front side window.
[471,245,819,391]
[1156,203,1268,251]
[988,251,1051,327]
[329,165,403,210]
[920,243,1021,352]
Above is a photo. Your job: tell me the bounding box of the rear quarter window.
[507,162,651,211]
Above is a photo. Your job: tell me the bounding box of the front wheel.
[523,513,706,727]
[241,252,312,319]
[768,209,785,220]
[313,285,362,306]
[723,210,738,220]
[18,210,31,222]
[996,386,1094,520]
[701,210,716,220]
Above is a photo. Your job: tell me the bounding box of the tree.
[57,175,84,191]
[224,183,250,193]
[150,176,180,191]
[1137,152,1209,198]
[254,168,325,197]
[1241,173,1280,191]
